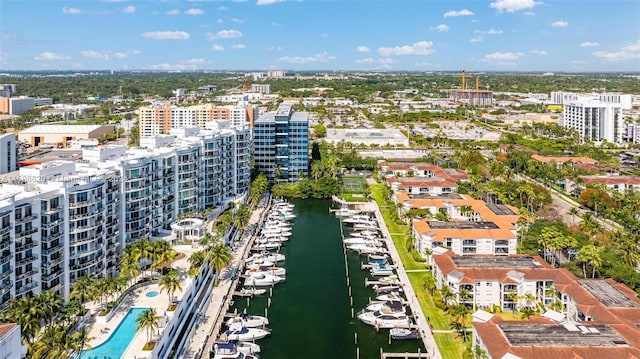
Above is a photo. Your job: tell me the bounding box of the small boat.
[343,237,380,246]
[375,284,403,294]
[368,253,388,261]
[233,341,261,354]
[245,266,286,278]
[245,259,275,270]
[353,229,379,237]
[354,222,379,231]
[371,267,394,276]
[335,208,361,218]
[211,342,259,359]
[343,214,373,225]
[376,292,403,301]
[239,287,267,296]
[246,252,285,263]
[390,328,421,340]
[225,325,270,341]
[365,300,405,314]
[357,310,411,329]
[226,314,269,328]
[244,274,285,287]
[368,258,388,266]
[347,243,383,254]
[378,275,401,285]
[251,242,281,251]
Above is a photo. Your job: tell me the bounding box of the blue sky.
[1,0,639,72]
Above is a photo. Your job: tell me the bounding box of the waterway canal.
[232,199,425,358]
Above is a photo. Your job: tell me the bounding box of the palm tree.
[70,326,93,359]
[159,270,182,305]
[579,212,602,237]
[578,244,604,278]
[440,285,455,307]
[568,207,580,225]
[35,291,63,325]
[233,203,252,231]
[120,254,141,286]
[449,304,472,341]
[136,308,160,344]
[0,296,44,345]
[188,251,206,269]
[69,276,96,304]
[208,243,232,281]
[612,231,640,268]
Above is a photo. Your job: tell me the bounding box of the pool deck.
[83,246,197,359]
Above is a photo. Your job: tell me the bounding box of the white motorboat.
[276,211,296,221]
[225,325,270,341]
[365,300,406,314]
[261,227,292,237]
[353,229,379,237]
[245,259,276,270]
[347,242,383,254]
[375,284,403,294]
[368,253,388,261]
[246,252,285,263]
[238,287,267,296]
[245,266,286,278]
[378,275,401,285]
[370,266,394,276]
[234,341,261,354]
[376,292,403,302]
[335,208,361,218]
[343,215,373,225]
[211,342,259,359]
[226,314,269,328]
[273,201,294,211]
[354,222,379,231]
[251,242,281,251]
[390,328,421,340]
[343,237,380,246]
[357,310,411,329]
[259,234,288,243]
[244,274,285,286]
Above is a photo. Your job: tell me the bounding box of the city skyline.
[1,0,639,72]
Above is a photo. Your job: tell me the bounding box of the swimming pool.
[81,307,150,359]
[146,291,159,298]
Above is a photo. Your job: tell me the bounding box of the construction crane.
[458,70,481,90]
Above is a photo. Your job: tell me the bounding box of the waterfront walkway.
[361,201,442,359]
[183,198,269,359]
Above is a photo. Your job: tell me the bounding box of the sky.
[1,0,639,72]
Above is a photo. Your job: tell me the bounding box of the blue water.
[145,291,159,298]
[81,307,150,359]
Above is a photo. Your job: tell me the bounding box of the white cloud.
[150,58,205,71]
[211,44,225,51]
[354,57,393,65]
[122,5,135,13]
[81,50,110,60]
[355,46,370,53]
[232,0,248,2]
[166,9,180,15]
[279,52,336,64]
[475,28,503,35]
[217,18,224,24]
[490,0,540,13]
[34,52,71,61]
[142,31,190,40]
[185,58,205,64]
[444,9,474,17]
[231,18,246,24]
[206,29,242,40]
[470,37,483,43]
[185,8,204,15]
[592,40,640,61]
[257,0,287,4]
[377,41,435,56]
[484,51,523,61]
[580,41,599,47]
[111,52,128,59]
[217,6,228,11]
[265,46,283,51]
[232,44,246,49]
[571,60,588,65]
[551,21,568,28]
[430,24,450,32]
[524,11,535,16]
[62,7,84,14]
[530,49,547,55]
[129,50,141,55]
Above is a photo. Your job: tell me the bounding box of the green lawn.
[371,183,467,358]
[339,193,369,202]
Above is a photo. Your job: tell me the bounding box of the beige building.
[18,125,115,148]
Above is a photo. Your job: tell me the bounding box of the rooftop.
[20,124,107,134]
[578,280,640,308]
[408,193,464,200]
[451,256,542,269]
[427,221,499,230]
[499,323,628,347]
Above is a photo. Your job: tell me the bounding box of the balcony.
[15,255,36,267]
[16,282,38,296]
[15,227,38,238]
[16,214,37,223]
[0,225,12,235]
[15,269,38,281]
[42,246,62,256]
[15,240,38,252]
[69,198,96,208]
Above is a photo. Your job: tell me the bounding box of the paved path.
[183,198,270,359]
[366,203,442,359]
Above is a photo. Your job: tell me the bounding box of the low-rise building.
[580,175,640,193]
[325,128,409,147]
[0,323,24,359]
[18,125,115,148]
[378,160,468,195]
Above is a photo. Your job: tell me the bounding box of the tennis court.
[342,176,368,193]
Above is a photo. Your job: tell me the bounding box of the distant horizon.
[2,0,639,72]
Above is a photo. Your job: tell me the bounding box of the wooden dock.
[380,351,429,359]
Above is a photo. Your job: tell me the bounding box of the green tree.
[159,270,182,305]
[578,244,605,278]
[136,308,160,344]
[207,242,232,281]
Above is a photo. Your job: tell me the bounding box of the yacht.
[357,310,411,329]
[376,292,403,301]
[244,274,285,286]
[368,258,388,266]
[354,222,379,231]
[245,266,286,278]
[261,227,292,237]
[335,207,361,218]
[375,284,403,294]
[226,314,269,328]
[246,252,285,263]
[211,342,259,359]
[225,325,271,341]
[245,259,276,270]
[343,215,373,225]
[259,233,288,243]
[378,275,401,285]
[347,242,384,254]
[351,229,379,238]
[233,341,261,354]
[370,266,394,276]
[238,287,267,296]
[365,300,405,313]
[390,328,421,340]
[368,252,388,261]
[343,237,380,246]
[251,242,281,251]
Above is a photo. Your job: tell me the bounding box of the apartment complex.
[378,160,468,195]
[137,103,258,137]
[253,103,309,182]
[0,134,17,175]
[0,125,250,307]
[554,92,632,145]
[0,96,35,116]
[429,252,640,358]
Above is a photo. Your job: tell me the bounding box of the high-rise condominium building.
[562,99,625,144]
[0,125,250,307]
[253,103,309,182]
[137,103,258,137]
[0,134,17,174]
